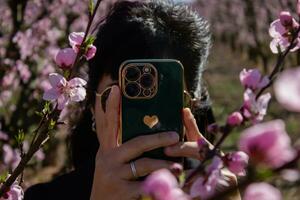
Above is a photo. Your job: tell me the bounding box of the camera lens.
[143,89,151,97]
[143,66,151,73]
[125,66,140,81]
[125,82,141,97]
[140,74,154,89]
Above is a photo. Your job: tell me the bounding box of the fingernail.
[185,107,191,112]
[101,87,112,113]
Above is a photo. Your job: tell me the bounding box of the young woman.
[25,1,239,199]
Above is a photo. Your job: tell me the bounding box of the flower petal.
[49,73,66,87]
[70,87,86,102]
[68,77,87,87]
[55,48,77,69]
[270,39,280,54]
[274,67,300,112]
[269,19,286,38]
[68,32,84,49]
[57,95,69,110]
[85,45,97,60]
[43,88,60,101]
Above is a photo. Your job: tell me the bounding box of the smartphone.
[118,59,184,162]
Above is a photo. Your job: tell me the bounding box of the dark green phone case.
[119,59,184,162]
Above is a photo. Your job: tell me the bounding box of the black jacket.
[24,163,95,200]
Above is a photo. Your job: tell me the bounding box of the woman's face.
[93,75,118,143]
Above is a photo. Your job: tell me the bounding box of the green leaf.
[35,111,43,117]
[88,0,94,16]
[42,102,51,115]
[48,119,56,130]
[15,129,25,145]
[0,171,9,183]
[178,171,186,186]
[84,35,95,47]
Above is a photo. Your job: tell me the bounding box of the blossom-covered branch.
[0,0,103,198]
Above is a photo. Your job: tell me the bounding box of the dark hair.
[70,0,214,169]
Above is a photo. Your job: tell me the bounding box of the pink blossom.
[0,91,13,107]
[2,72,16,87]
[0,123,8,141]
[280,169,300,183]
[224,151,249,176]
[243,182,282,200]
[68,32,97,60]
[227,112,243,126]
[0,130,8,140]
[16,60,31,83]
[42,73,87,110]
[274,67,300,112]
[143,169,189,200]
[206,156,223,174]
[269,12,300,54]
[239,120,296,168]
[170,163,183,177]
[85,45,97,60]
[279,11,293,27]
[68,32,85,51]
[55,48,77,69]
[2,145,21,170]
[0,181,24,200]
[190,157,228,200]
[190,176,215,199]
[239,69,269,91]
[242,89,271,123]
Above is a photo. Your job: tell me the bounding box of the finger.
[164,142,203,160]
[183,108,202,141]
[94,88,107,145]
[105,85,121,148]
[125,182,142,200]
[116,131,179,162]
[98,86,120,152]
[121,158,174,179]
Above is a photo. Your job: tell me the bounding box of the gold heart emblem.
[143,115,159,129]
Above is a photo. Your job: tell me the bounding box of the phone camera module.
[125,66,140,81]
[125,82,141,97]
[143,66,151,73]
[143,89,151,97]
[140,74,154,89]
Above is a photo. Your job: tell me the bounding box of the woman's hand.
[90,86,179,200]
[164,108,213,160]
[165,108,241,200]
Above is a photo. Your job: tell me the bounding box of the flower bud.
[85,45,97,60]
[227,112,243,126]
[55,48,77,70]
[279,11,293,27]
